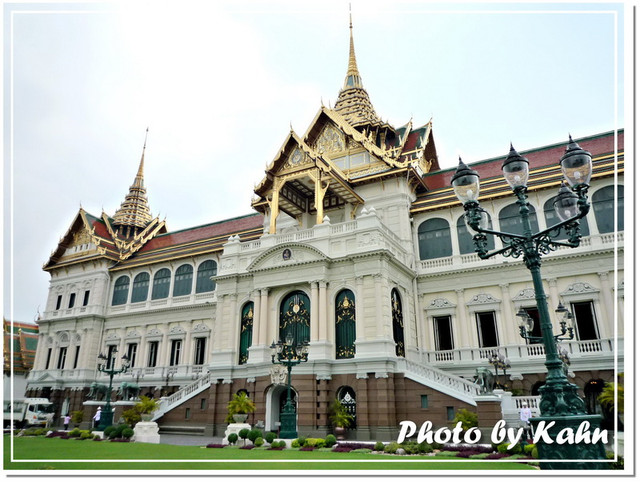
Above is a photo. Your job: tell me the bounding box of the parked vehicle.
[3,398,54,429]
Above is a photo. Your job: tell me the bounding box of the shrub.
[303,438,325,448]
[265,432,276,444]
[227,433,238,445]
[431,442,443,450]
[71,410,84,426]
[384,442,399,454]
[297,436,307,447]
[418,441,433,453]
[225,392,256,423]
[324,434,337,446]
[451,409,478,430]
[68,428,81,438]
[351,448,373,454]
[121,427,134,439]
[402,442,420,454]
[374,441,385,451]
[80,431,94,440]
[606,451,624,470]
[524,444,536,455]
[531,446,538,459]
[238,428,250,443]
[247,429,262,443]
[496,443,510,454]
[254,437,264,447]
[93,434,102,441]
[122,408,141,426]
[291,439,301,448]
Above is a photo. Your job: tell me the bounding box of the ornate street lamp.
[96,348,130,430]
[488,351,511,389]
[451,137,607,469]
[270,332,309,439]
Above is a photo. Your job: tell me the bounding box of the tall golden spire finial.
[134,127,149,186]
[344,5,362,89]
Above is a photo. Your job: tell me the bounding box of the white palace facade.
[26,23,624,439]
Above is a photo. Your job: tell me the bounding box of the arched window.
[111,276,130,306]
[417,218,452,260]
[592,185,624,233]
[391,288,405,357]
[337,386,357,428]
[195,260,217,293]
[335,289,356,359]
[498,203,539,237]
[456,214,495,255]
[151,268,171,300]
[131,273,150,303]
[279,291,310,347]
[239,302,254,365]
[543,196,590,239]
[173,264,194,297]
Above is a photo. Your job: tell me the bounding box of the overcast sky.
[3,0,627,322]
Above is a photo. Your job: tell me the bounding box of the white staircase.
[152,372,212,421]
[399,358,483,405]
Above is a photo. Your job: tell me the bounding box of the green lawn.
[4,435,538,471]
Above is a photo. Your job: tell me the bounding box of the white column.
[455,289,470,348]
[354,276,364,342]
[251,290,261,343]
[597,272,614,339]
[374,274,384,338]
[259,288,269,345]
[319,281,328,341]
[499,283,516,345]
[311,281,319,342]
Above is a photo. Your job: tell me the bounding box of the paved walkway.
[159,433,223,446]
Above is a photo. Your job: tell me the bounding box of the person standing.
[63,414,71,431]
[519,402,532,440]
[93,407,101,429]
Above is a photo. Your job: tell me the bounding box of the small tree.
[328,398,353,429]
[123,396,160,425]
[452,408,478,430]
[248,429,262,444]
[238,428,250,446]
[227,433,238,445]
[599,374,624,414]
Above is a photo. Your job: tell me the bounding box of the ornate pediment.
[246,243,328,272]
[561,282,599,296]
[466,293,501,306]
[314,123,347,156]
[427,297,456,309]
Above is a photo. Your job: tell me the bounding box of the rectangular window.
[106,345,117,369]
[73,346,80,369]
[194,337,206,365]
[185,408,191,419]
[127,343,138,368]
[571,301,600,341]
[147,341,158,367]
[45,348,52,369]
[200,398,207,410]
[57,347,67,369]
[68,293,76,309]
[55,295,62,310]
[476,311,499,348]
[433,315,454,351]
[83,290,90,306]
[170,340,182,366]
[421,395,429,409]
[446,406,455,421]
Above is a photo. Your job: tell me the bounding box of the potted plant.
[71,410,84,428]
[328,398,353,439]
[225,392,256,423]
[135,396,160,422]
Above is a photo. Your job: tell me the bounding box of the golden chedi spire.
[333,14,382,129]
[112,129,153,233]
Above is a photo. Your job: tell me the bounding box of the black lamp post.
[96,349,130,430]
[270,332,309,439]
[451,137,607,469]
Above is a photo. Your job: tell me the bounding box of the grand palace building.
[26,21,624,440]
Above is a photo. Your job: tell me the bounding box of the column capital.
[547,278,558,287]
[318,280,328,289]
[597,271,610,280]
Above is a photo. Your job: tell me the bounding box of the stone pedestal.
[223,423,251,444]
[133,421,160,444]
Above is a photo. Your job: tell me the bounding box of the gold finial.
[345,6,362,89]
[136,127,149,182]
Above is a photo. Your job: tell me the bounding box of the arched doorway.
[337,386,357,428]
[265,384,298,434]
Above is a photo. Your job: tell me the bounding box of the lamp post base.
[97,407,114,432]
[531,414,609,470]
[279,410,297,439]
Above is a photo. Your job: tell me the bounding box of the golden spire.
[333,12,381,129]
[112,128,153,232]
[344,11,362,89]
